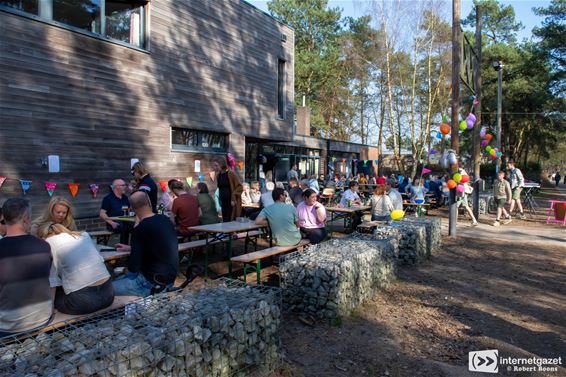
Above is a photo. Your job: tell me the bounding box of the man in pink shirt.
[296,189,327,244]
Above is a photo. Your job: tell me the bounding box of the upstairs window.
[277,59,285,119]
[0,0,147,49]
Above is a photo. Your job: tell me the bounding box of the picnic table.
[403,202,430,217]
[188,220,267,277]
[242,203,260,209]
[326,205,371,236]
[108,215,136,222]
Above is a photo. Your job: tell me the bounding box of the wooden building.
[0,0,294,218]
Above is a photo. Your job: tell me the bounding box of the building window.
[0,0,38,14]
[171,128,227,153]
[277,59,285,119]
[0,0,147,49]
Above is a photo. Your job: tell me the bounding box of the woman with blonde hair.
[38,223,114,314]
[212,156,243,221]
[32,196,77,236]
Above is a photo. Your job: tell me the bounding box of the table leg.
[228,236,234,278]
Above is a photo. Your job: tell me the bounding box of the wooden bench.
[89,230,114,245]
[100,251,131,263]
[231,238,311,285]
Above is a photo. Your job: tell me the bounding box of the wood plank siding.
[0,1,294,218]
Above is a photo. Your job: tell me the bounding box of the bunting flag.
[186,177,193,187]
[208,171,216,182]
[68,183,79,198]
[436,131,442,139]
[0,176,6,190]
[331,157,337,162]
[374,160,379,165]
[363,160,368,167]
[44,181,56,197]
[159,180,167,192]
[226,153,235,170]
[20,180,31,195]
[89,184,99,198]
[353,159,358,164]
[237,161,244,171]
[422,167,432,174]
[342,158,347,163]
[199,174,203,183]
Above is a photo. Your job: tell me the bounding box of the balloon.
[466,113,476,124]
[481,140,489,147]
[486,146,492,152]
[440,123,450,135]
[429,149,437,155]
[466,119,474,129]
[491,154,497,159]
[447,180,457,189]
[390,210,405,221]
[485,134,493,141]
[480,129,486,138]
[496,151,502,157]
[436,131,442,139]
[494,148,499,152]
[442,115,448,123]
[490,149,496,156]
[459,120,467,131]
[453,173,462,183]
[460,175,470,183]
[456,184,465,193]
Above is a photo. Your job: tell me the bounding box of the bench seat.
[231,239,310,285]
[89,230,114,245]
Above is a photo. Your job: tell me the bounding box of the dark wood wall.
[0,0,294,218]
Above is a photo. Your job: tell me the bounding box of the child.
[493,170,512,226]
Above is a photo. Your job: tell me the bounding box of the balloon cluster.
[459,113,476,131]
[446,171,470,194]
[480,128,502,160]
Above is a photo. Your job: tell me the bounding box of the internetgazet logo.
[469,350,499,373]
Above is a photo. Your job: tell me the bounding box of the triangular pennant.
[89,184,99,198]
[422,167,432,174]
[159,180,167,192]
[208,171,216,182]
[0,176,6,190]
[374,160,379,165]
[20,180,31,195]
[68,183,79,198]
[363,160,368,167]
[331,157,337,162]
[353,159,358,164]
[342,158,347,163]
[238,161,244,171]
[186,177,193,187]
[44,181,56,197]
[199,174,203,183]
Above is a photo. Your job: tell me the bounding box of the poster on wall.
[194,160,201,173]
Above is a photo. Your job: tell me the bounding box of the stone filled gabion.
[368,223,428,265]
[401,217,442,256]
[0,280,281,377]
[280,239,397,319]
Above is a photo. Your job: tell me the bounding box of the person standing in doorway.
[213,156,243,222]
[287,164,299,182]
[507,160,526,219]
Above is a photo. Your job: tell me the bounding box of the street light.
[492,61,504,174]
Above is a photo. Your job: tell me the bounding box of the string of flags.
[329,158,379,166]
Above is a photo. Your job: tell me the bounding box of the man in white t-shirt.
[340,181,363,208]
[507,160,526,219]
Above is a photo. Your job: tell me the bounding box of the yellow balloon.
[391,210,405,221]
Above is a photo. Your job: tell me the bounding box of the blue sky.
[247,0,550,42]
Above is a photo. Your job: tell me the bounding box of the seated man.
[114,191,179,297]
[100,179,133,244]
[169,180,200,237]
[288,177,304,206]
[255,188,301,246]
[0,198,52,337]
[340,181,363,207]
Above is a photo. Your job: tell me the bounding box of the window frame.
[0,0,149,52]
[277,58,286,120]
[170,127,229,154]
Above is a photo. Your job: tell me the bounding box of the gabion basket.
[0,278,282,377]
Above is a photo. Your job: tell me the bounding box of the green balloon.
[486,146,492,152]
[442,115,448,123]
[459,120,467,131]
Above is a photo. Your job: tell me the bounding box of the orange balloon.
[447,180,457,189]
[485,134,493,141]
[440,123,450,135]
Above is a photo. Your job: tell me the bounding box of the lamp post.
[493,61,504,174]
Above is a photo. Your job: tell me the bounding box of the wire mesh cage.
[279,239,397,319]
[0,278,282,377]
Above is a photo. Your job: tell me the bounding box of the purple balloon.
[481,140,489,147]
[429,149,437,155]
[467,113,476,124]
[480,129,486,138]
[466,119,474,129]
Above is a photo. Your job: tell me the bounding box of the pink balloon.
[481,140,489,147]
[456,184,465,193]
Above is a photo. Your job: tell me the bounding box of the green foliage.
[462,0,523,44]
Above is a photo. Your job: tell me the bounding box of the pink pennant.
[422,167,432,174]
[0,176,6,190]
[44,181,56,197]
[89,184,99,198]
